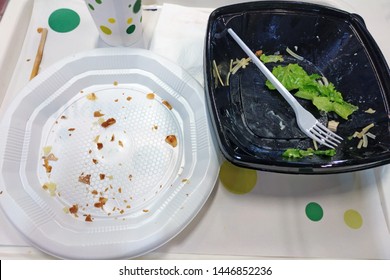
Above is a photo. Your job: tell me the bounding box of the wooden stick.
[30,27,48,80]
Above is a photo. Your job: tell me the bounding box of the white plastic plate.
[0,48,219,259]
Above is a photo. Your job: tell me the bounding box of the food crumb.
[42,146,52,156]
[68,128,76,132]
[113,81,118,86]
[93,111,105,117]
[91,190,98,195]
[85,214,93,222]
[146,93,155,100]
[92,158,99,164]
[364,108,376,114]
[118,140,124,147]
[255,50,263,57]
[126,96,132,101]
[165,135,178,148]
[162,100,173,110]
[327,120,339,132]
[43,158,52,173]
[45,153,58,162]
[98,117,105,125]
[69,204,79,215]
[143,209,149,213]
[94,197,108,208]
[86,92,97,101]
[110,134,115,142]
[78,173,91,185]
[42,182,57,196]
[101,118,116,128]
[97,142,103,150]
[99,174,105,180]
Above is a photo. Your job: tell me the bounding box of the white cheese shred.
[286,47,304,61]
[212,60,225,87]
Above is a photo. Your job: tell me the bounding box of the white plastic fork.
[227,28,343,149]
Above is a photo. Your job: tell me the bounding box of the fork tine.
[315,122,343,141]
[311,126,342,146]
[310,129,339,147]
[308,131,338,149]
[312,125,341,142]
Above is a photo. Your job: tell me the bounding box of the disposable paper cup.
[85,0,143,47]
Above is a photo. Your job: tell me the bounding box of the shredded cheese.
[364,108,376,114]
[352,123,375,149]
[212,60,224,87]
[286,47,304,61]
[327,120,339,132]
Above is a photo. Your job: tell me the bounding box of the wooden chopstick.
[30,27,48,80]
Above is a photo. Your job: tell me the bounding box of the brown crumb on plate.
[162,100,173,110]
[86,92,97,101]
[101,118,116,128]
[165,135,178,148]
[85,214,93,222]
[78,173,91,185]
[146,93,155,100]
[94,111,105,117]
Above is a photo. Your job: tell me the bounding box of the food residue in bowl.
[351,123,376,149]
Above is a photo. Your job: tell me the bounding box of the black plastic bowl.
[204,1,390,174]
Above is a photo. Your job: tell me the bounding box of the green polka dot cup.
[85,0,143,47]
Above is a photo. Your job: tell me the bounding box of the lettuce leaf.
[282,148,336,158]
[265,63,358,119]
[260,53,284,64]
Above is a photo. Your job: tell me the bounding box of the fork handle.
[227,28,303,112]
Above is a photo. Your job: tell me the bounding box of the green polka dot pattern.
[48,8,80,33]
[305,202,324,222]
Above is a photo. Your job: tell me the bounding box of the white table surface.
[0,0,390,260]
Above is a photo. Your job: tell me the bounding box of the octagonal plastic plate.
[0,48,219,259]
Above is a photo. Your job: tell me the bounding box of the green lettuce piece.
[266,64,321,91]
[260,53,284,64]
[282,148,336,159]
[334,102,359,120]
[265,63,358,119]
[312,96,335,112]
[313,149,336,157]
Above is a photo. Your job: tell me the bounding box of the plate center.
[38,85,182,218]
